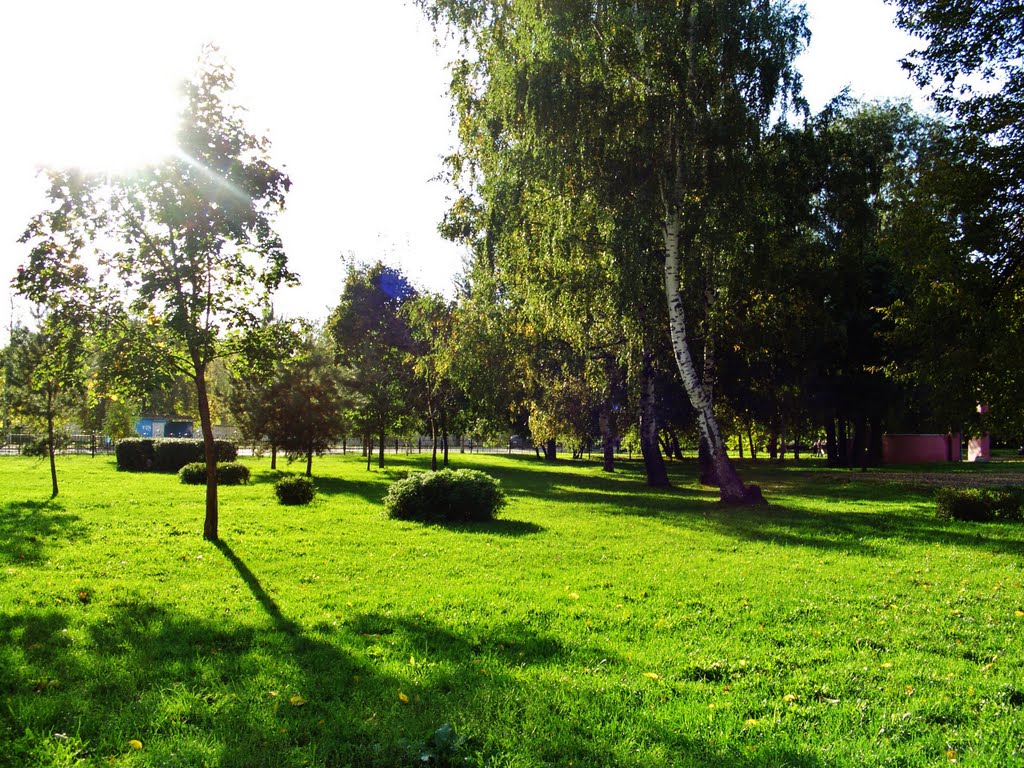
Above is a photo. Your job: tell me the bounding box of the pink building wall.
[882,433,961,464]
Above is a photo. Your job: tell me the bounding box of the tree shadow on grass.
[0,499,86,564]
[0,534,824,768]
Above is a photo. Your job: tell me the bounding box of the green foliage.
[19,432,70,457]
[152,438,238,473]
[178,461,251,486]
[116,438,236,472]
[115,438,156,471]
[327,262,418,468]
[934,486,1024,522]
[384,468,506,523]
[274,474,316,505]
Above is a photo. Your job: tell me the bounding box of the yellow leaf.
[744,719,759,727]
[643,672,660,680]
[289,695,307,706]
[128,740,143,750]
[1014,610,1023,617]
[398,692,410,704]
[568,592,579,600]
[783,694,798,704]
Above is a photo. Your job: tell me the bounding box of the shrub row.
[116,438,238,473]
[384,469,505,523]
[178,462,251,486]
[935,486,1024,522]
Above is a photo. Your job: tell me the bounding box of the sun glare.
[33,89,180,175]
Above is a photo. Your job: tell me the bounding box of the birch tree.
[422,0,807,502]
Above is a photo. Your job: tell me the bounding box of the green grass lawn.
[1,452,1022,767]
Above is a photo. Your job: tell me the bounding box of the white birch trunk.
[662,208,758,503]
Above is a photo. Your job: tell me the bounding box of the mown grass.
[1,452,1022,767]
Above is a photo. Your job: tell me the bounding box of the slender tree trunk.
[737,431,744,460]
[430,407,438,472]
[378,430,385,468]
[747,419,757,460]
[639,351,670,487]
[271,444,278,470]
[47,393,58,499]
[600,404,615,473]
[441,411,449,467]
[366,437,372,471]
[825,416,838,467]
[663,206,764,504]
[195,366,219,541]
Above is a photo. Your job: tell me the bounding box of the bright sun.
[31,82,180,175]
[8,6,186,176]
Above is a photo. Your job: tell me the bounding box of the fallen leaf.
[643,672,660,680]
[289,695,307,706]
[128,740,143,750]
[783,694,798,704]
[398,692,410,704]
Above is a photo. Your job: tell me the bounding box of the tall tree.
[421,0,808,502]
[20,48,294,539]
[328,262,417,468]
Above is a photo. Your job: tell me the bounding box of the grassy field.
[1,452,1022,767]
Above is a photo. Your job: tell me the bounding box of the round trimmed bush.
[178,461,251,486]
[275,475,316,505]
[384,469,506,523]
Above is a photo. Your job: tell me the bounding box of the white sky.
[0,0,925,343]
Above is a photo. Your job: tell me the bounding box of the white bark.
[662,208,748,502]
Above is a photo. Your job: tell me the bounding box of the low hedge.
[384,469,506,524]
[935,486,1024,522]
[178,461,251,486]
[117,438,237,472]
[275,476,316,506]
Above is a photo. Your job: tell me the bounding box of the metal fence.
[0,433,116,456]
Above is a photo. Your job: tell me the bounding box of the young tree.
[20,48,294,539]
[3,322,87,497]
[327,262,417,468]
[265,335,351,477]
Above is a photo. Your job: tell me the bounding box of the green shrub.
[275,475,316,505]
[153,439,238,473]
[116,438,156,471]
[384,469,506,523]
[935,486,1024,522]
[178,461,251,486]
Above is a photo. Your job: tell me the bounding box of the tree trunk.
[441,411,450,467]
[747,419,757,460]
[825,416,839,467]
[271,444,278,470]
[366,437,372,471]
[305,443,313,477]
[545,437,557,462]
[737,431,745,460]
[698,436,718,486]
[430,408,438,471]
[599,395,615,472]
[663,207,764,505]
[378,430,385,468]
[195,367,219,541]
[639,351,670,487]
[47,393,58,499]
